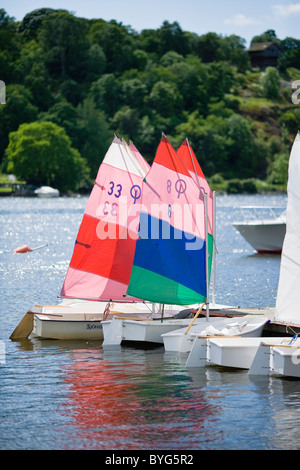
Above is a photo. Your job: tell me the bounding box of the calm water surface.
[2,194,300,451]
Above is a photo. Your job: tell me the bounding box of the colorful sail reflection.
[60,136,148,301]
[127,134,207,305]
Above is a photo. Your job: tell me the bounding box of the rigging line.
[121,138,146,179]
[186,137,218,254]
[144,180,161,200]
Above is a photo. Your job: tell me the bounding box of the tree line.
[0,8,299,192]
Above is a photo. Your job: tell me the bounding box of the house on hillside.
[248,42,282,69]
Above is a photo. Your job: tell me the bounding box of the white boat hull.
[29,299,175,340]
[102,318,199,345]
[207,337,283,369]
[163,316,269,353]
[271,346,300,378]
[33,314,103,340]
[248,340,300,378]
[102,304,243,346]
[233,221,285,253]
[186,336,295,370]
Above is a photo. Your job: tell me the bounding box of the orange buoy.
[14,244,33,253]
[14,243,48,253]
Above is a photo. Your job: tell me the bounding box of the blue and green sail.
[127,135,213,306]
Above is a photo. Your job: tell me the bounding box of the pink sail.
[177,138,214,236]
[127,134,207,305]
[128,140,150,174]
[60,136,148,301]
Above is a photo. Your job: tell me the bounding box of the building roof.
[248,42,282,52]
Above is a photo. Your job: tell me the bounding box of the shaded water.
[2,194,300,451]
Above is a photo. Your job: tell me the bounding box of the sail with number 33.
[60,136,149,301]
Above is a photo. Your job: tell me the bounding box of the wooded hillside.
[1,8,299,192]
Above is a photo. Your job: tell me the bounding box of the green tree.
[175,111,229,176]
[76,97,112,176]
[20,41,53,111]
[6,121,88,191]
[250,29,281,47]
[17,8,56,38]
[207,61,235,99]
[194,32,223,63]
[0,9,20,82]
[260,66,281,100]
[220,35,249,72]
[39,95,79,147]
[149,81,182,117]
[90,74,121,117]
[0,84,38,164]
[279,37,300,70]
[110,106,140,139]
[158,21,190,56]
[121,77,147,108]
[39,10,90,81]
[88,20,134,73]
[226,114,257,177]
[170,56,209,112]
[268,152,289,185]
[86,43,106,81]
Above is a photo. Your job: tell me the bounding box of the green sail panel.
[129,265,207,305]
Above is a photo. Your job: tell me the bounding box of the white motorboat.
[163,314,269,353]
[34,186,60,197]
[233,206,286,253]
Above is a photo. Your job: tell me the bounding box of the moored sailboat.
[102,134,231,346]
[248,131,300,378]
[186,132,300,377]
[10,136,170,341]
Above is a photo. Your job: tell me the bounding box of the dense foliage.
[0,8,299,191]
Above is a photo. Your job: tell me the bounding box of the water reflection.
[5,194,300,451]
[57,345,217,450]
[6,336,300,450]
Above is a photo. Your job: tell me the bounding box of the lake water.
[2,193,300,452]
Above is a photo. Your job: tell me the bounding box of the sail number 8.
[167,179,187,198]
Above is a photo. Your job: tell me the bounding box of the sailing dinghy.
[102,134,238,346]
[248,131,300,378]
[186,132,300,376]
[163,315,269,353]
[10,137,178,341]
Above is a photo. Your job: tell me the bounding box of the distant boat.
[233,206,286,253]
[34,186,60,198]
